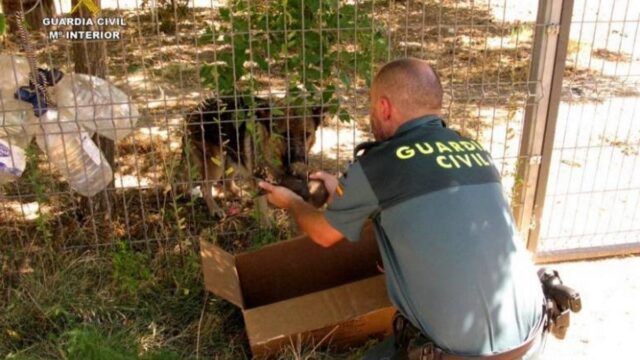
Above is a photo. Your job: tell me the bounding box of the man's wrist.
[286,194,304,211]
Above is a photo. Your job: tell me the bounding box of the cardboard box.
[200,225,395,358]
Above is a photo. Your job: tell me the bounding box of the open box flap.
[235,224,380,309]
[243,275,391,347]
[200,240,244,308]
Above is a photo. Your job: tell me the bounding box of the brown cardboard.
[245,276,395,357]
[200,239,244,308]
[200,225,395,358]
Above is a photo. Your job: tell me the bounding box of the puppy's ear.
[311,106,325,128]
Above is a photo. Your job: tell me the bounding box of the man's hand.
[309,171,339,203]
[258,181,302,209]
[258,179,344,248]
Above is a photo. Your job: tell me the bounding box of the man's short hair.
[373,58,443,111]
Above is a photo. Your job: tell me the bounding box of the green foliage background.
[0,13,6,35]
[198,0,387,122]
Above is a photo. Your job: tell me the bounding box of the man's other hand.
[309,171,339,203]
[258,181,302,209]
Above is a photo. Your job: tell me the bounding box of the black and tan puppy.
[185,97,324,216]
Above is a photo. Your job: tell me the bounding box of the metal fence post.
[513,0,574,254]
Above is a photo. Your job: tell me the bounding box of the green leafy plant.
[61,326,181,360]
[198,0,387,122]
[111,241,154,299]
[22,143,54,244]
[0,13,6,35]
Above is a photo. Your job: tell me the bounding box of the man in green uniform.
[258,58,545,359]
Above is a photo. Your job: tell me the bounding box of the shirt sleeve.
[324,161,379,242]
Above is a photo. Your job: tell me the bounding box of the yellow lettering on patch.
[396,146,416,160]
[471,153,486,166]
[448,155,461,168]
[460,141,477,151]
[415,142,434,155]
[436,155,452,169]
[472,140,484,150]
[436,142,453,153]
[449,141,465,152]
[478,153,491,166]
[455,154,473,167]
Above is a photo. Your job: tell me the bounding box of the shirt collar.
[393,114,444,137]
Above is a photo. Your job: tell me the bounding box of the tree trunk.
[1,0,56,32]
[70,0,115,224]
[71,0,107,78]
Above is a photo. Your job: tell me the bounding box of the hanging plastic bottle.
[0,137,27,185]
[53,73,139,141]
[0,56,36,185]
[0,96,35,142]
[0,55,31,94]
[35,109,113,197]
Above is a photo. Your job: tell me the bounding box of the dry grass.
[592,48,632,63]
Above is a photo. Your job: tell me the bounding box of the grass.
[1,241,246,359]
[1,225,376,359]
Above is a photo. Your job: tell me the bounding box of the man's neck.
[398,110,441,124]
[392,111,441,132]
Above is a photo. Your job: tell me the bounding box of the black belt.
[393,312,546,360]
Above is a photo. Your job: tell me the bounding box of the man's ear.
[311,106,325,128]
[380,96,392,122]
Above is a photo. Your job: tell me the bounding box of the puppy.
[184,96,323,216]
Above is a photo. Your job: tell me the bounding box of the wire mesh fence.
[3,0,636,263]
[1,0,548,257]
[535,0,640,261]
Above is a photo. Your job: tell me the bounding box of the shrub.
[198,0,387,121]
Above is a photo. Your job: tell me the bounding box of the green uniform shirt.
[324,115,544,356]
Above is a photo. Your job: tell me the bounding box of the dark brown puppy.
[185,97,323,216]
[279,176,330,208]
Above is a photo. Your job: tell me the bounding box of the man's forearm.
[289,198,343,247]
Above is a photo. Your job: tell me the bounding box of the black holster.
[538,268,582,340]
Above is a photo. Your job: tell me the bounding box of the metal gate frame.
[513,0,574,260]
[514,0,640,263]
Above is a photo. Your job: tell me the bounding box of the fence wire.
[536,0,640,261]
[0,0,551,257]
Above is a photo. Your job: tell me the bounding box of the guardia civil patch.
[358,122,500,209]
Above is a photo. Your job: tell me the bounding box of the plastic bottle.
[53,73,139,141]
[0,96,35,141]
[0,137,26,185]
[0,55,31,92]
[35,109,113,197]
[0,90,35,184]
